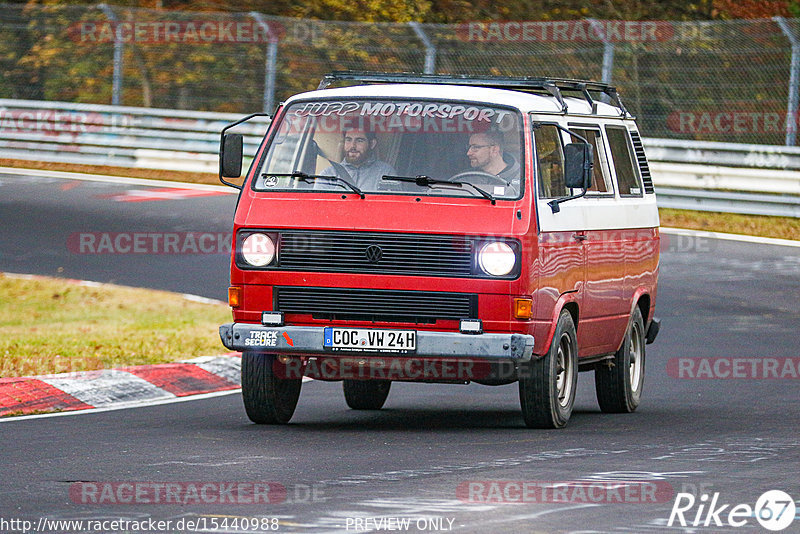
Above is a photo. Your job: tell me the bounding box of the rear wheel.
[518,310,578,428]
[241,352,302,424]
[343,380,391,410]
[595,306,646,413]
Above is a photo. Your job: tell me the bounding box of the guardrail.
[1,99,798,217]
[655,188,800,218]
[0,99,270,173]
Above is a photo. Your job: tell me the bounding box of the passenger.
[465,130,520,187]
[318,126,396,191]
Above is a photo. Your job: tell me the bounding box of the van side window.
[534,125,567,199]
[606,126,643,196]
[570,128,611,194]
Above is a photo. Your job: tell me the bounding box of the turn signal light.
[514,298,533,319]
[228,286,242,308]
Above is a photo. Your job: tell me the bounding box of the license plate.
[323,328,416,353]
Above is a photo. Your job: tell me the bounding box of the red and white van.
[219,72,660,428]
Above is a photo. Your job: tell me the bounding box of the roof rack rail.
[318,71,629,117]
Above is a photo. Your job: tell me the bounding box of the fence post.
[98,3,122,106]
[250,12,279,113]
[775,17,799,146]
[588,19,615,84]
[409,22,436,74]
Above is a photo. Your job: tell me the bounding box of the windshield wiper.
[262,171,364,198]
[382,175,496,205]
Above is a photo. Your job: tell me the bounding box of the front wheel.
[595,306,646,413]
[518,310,578,428]
[241,352,302,424]
[343,380,391,410]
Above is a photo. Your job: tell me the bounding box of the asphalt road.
[1,171,799,533]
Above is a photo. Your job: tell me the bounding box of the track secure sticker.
[244,330,278,347]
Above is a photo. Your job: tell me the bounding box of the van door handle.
[572,232,587,241]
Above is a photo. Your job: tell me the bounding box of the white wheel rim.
[556,332,575,408]
[629,322,643,392]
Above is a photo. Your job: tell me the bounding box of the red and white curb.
[0,353,242,417]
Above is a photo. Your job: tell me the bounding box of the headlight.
[478,242,516,276]
[241,233,276,266]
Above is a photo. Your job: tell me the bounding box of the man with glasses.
[465,130,520,188]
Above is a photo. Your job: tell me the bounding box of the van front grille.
[275,286,478,324]
[277,231,474,277]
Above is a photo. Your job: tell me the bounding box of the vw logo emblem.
[365,245,383,263]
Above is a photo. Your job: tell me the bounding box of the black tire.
[241,352,302,424]
[595,306,646,413]
[342,379,391,410]
[518,310,578,429]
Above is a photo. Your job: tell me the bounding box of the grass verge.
[0,158,222,185]
[659,208,799,241]
[0,274,231,378]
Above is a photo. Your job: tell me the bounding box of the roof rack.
[318,71,629,117]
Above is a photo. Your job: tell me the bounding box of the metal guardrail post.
[588,19,614,84]
[250,12,279,113]
[98,4,122,106]
[409,22,436,74]
[775,17,799,146]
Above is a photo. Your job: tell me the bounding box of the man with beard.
[318,126,396,191]
[464,129,521,194]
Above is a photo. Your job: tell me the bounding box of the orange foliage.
[713,0,791,18]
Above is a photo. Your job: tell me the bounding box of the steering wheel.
[447,170,509,186]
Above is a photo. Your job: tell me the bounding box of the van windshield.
[253,99,524,200]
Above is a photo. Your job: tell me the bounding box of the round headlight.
[241,233,276,266]
[479,242,516,276]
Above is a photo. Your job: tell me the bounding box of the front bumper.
[219,323,534,361]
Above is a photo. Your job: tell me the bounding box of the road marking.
[661,227,800,248]
[0,166,235,192]
[102,187,229,202]
[0,389,242,422]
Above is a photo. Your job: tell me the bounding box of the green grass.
[659,208,799,241]
[0,274,232,378]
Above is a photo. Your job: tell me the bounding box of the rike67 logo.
[668,490,796,531]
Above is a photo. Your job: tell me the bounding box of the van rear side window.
[569,128,611,194]
[606,126,643,197]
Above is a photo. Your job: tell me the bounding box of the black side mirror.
[563,142,593,190]
[220,133,243,179]
[218,112,271,190]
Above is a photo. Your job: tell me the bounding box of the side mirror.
[220,133,243,179]
[563,142,593,190]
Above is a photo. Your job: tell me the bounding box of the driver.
[466,130,520,188]
[318,126,396,191]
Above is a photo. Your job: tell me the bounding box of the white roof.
[284,83,624,117]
